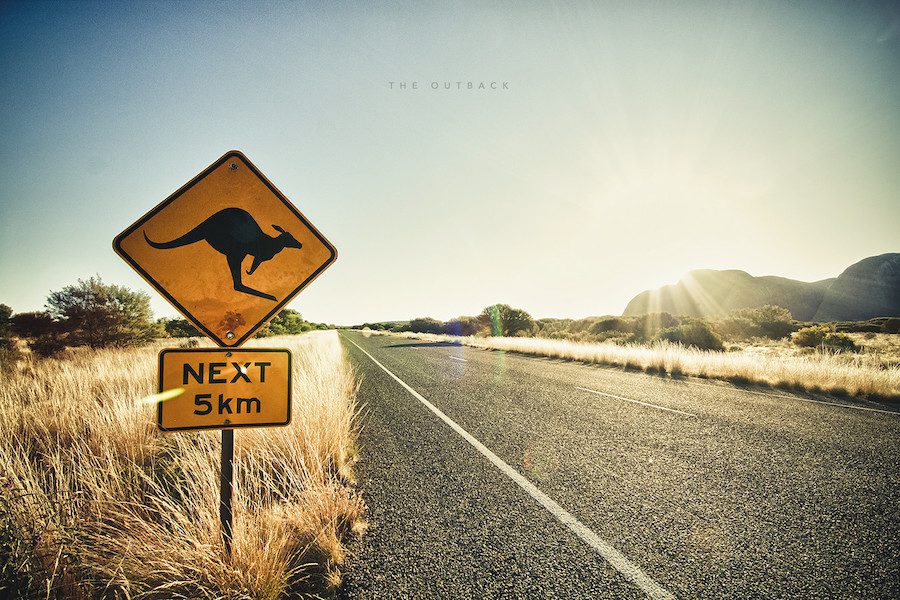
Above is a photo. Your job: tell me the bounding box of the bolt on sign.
[113,150,337,347]
[158,348,291,432]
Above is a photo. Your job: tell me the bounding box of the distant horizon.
[2,2,898,325]
[3,249,897,326]
[337,250,898,325]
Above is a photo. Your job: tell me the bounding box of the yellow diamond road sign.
[114,150,337,347]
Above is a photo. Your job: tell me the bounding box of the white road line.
[343,335,674,600]
[449,356,467,362]
[575,386,695,417]
[677,379,899,415]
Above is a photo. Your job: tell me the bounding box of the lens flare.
[137,387,185,406]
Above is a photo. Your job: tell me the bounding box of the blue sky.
[1,1,898,325]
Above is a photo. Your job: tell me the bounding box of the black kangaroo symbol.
[143,207,302,301]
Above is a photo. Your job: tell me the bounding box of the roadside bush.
[588,317,627,335]
[720,305,794,340]
[479,304,535,337]
[256,309,312,337]
[631,313,680,340]
[716,315,758,340]
[47,277,161,348]
[0,304,11,339]
[656,320,723,351]
[160,317,201,338]
[29,335,67,358]
[444,316,481,336]
[10,311,58,339]
[823,332,858,352]
[408,317,445,334]
[0,305,18,368]
[792,325,829,348]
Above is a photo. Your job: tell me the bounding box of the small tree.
[478,304,535,337]
[46,277,160,348]
[0,304,11,339]
[160,317,201,338]
[10,311,58,339]
[0,304,18,365]
[256,309,311,337]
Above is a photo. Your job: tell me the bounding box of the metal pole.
[220,428,234,557]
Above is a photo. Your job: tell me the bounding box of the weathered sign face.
[114,150,337,347]
[157,348,292,432]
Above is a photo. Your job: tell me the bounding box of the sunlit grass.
[377,331,900,401]
[0,331,364,598]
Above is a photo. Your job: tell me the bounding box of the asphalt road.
[337,331,900,599]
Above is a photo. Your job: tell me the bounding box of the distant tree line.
[1,277,331,362]
[3,277,162,359]
[357,304,538,338]
[356,303,899,353]
[158,308,330,340]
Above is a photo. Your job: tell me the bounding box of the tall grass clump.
[0,330,364,598]
[381,331,900,401]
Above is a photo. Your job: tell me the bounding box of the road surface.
[337,331,900,599]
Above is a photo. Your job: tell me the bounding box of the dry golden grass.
[0,331,364,599]
[724,332,900,369]
[374,331,900,401]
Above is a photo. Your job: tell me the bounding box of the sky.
[1,1,898,325]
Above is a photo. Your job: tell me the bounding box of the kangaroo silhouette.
[143,207,302,301]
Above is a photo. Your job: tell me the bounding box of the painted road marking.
[343,335,674,600]
[677,379,898,415]
[449,356,467,362]
[575,386,695,417]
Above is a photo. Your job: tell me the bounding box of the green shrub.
[656,320,723,351]
[160,317,201,338]
[408,317,445,334]
[792,325,829,348]
[445,316,481,336]
[716,315,758,340]
[29,335,66,358]
[823,332,858,352]
[721,305,794,339]
[630,313,679,339]
[256,309,312,337]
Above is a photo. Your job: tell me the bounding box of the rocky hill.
[622,253,900,322]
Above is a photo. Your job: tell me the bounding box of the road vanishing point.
[337,331,899,599]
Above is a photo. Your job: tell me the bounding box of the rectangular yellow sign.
[157,348,292,432]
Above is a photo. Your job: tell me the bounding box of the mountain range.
[622,253,900,322]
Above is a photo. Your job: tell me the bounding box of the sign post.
[221,429,234,555]
[114,150,337,556]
